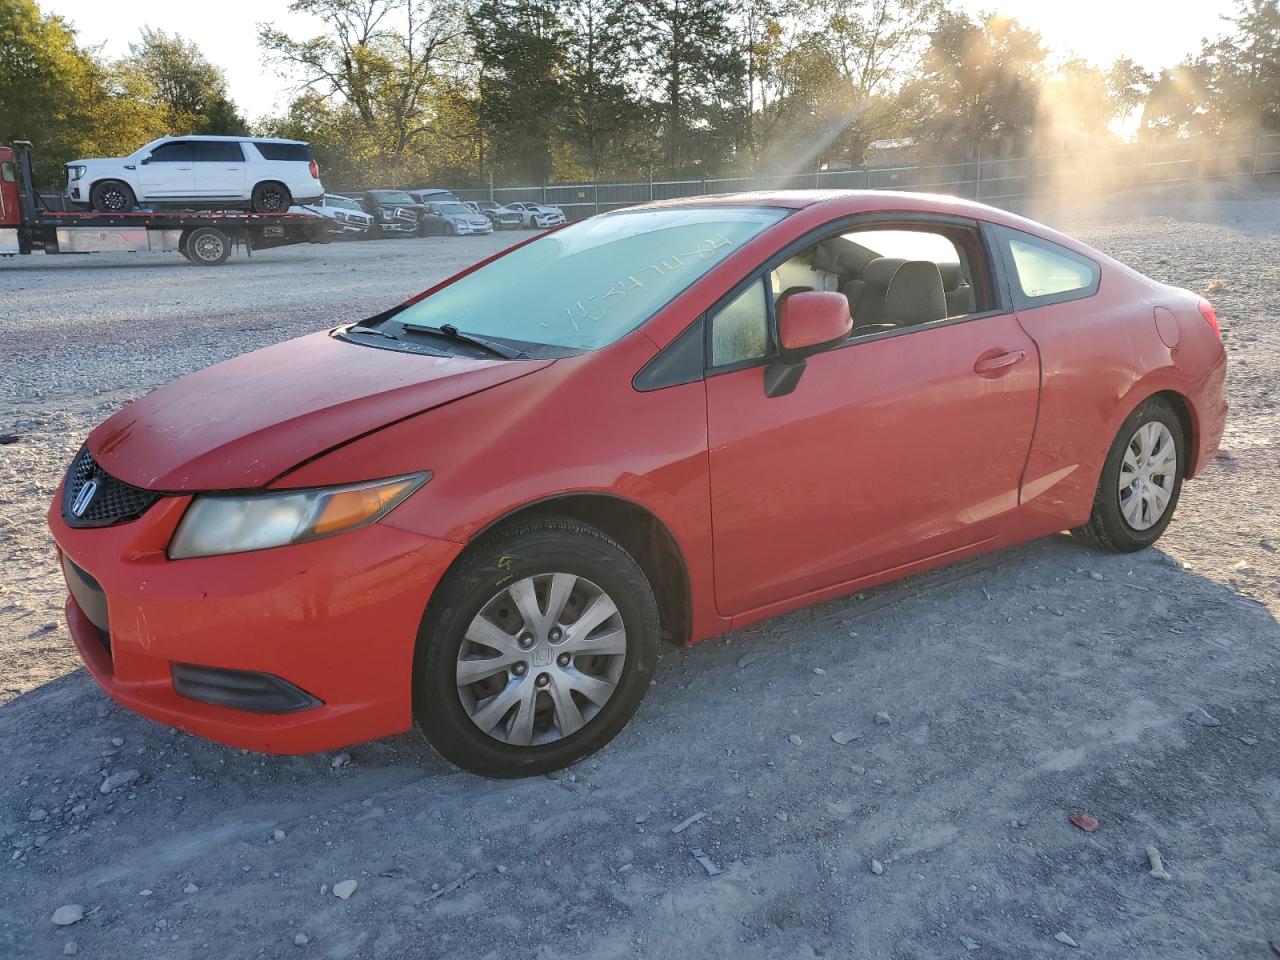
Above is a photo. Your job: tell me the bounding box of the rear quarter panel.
[1014,263,1225,531]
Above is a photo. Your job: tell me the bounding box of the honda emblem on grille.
[71,477,99,517]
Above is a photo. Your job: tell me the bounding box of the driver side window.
[710,279,770,367]
[149,142,195,162]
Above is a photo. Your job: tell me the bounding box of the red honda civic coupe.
[48,191,1227,777]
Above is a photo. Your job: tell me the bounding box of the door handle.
[973,349,1027,377]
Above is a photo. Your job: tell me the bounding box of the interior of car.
[710,224,994,368]
[772,227,985,331]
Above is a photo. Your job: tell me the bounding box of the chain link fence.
[451,132,1280,220]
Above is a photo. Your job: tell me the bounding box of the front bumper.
[453,221,493,235]
[49,492,461,754]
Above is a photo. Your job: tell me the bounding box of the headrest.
[862,257,906,288]
[812,238,860,275]
[884,261,948,326]
[938,262,963,292]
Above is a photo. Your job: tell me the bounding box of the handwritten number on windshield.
[561,235,736,329]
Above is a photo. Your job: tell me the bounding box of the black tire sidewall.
[1094,398,1186,550]
[414,521,659,778]
[184,227,230,265]
[252,182,291,213]
[91,181,134,212]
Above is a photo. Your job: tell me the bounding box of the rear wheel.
[250,181,291,213]
[181,227,231,266]
[414,518,660,778]
[90,180,136,213]
[1073,396,1185,552]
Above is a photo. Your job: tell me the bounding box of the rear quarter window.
[994,225,1100,309]
[252,142,313,162]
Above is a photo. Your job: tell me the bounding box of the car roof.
[620,189,1111,264]
[156,135,308,144]
[627,189,1052,230]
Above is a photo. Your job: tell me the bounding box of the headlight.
[168,473,429,560]
[67,165,86,181]
[380,210,393,220]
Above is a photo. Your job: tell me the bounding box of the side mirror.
[139,154,152,165]
[765,291,852,398]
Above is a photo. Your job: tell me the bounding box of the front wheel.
[414,518,660,778]
[90,180,136,213]
[1073,396,1185,552]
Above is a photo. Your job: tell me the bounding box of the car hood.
[86,331,553,491]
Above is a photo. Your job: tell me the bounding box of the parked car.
[407,188,459,206]
[466,200,523,230]
[419,201,493,236]
[290,194,374,237]
[344,190,420,237]
[505,201,567,228]
[66,136,323,213]
[49,191,1226,778]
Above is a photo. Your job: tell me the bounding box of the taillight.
[309,160,319,179]
[1198,300,1221,339]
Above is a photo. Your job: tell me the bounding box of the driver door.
[136,141,196,200]
[704,217,1040,616]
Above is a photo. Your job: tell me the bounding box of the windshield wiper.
[343,325,399,341]
[401,322,526,360]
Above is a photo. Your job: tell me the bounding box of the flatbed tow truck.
[0,141,328,266]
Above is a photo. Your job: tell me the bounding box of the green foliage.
[635,0,745,175]
[124,28,247,135]
[469,0,567,183]
[2,0,1276,192]
[1141,0,1279,138]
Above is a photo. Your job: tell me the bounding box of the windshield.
[437,202,471,215]
[391,206,787,351]
[372,190,414,203]
[327,196,360,211]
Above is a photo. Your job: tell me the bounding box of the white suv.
[66,136,324,214]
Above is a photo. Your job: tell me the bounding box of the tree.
[1106,57,1155,119]
[906,11,1047,160]
[124,29,246,134]
[0,0,168,186]
[259,0,468,182]
[469,0,566,183]
[1034,58,1116,152]
[635,0,745,176]
[561,0,646,179]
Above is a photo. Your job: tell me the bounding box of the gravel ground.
[0,186,1277,959]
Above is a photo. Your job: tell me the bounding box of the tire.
[250,181,292,213]
[90,180,136,213]
[1073,396,1185,552]
[414,518,660,778]
[182,227,231,266]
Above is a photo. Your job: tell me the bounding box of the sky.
[42,0,1239,123]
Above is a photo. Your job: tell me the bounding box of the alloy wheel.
[100,187,127,211]
[258,188,286,212]
[1118,421,1177,531]
[456,573,627,746]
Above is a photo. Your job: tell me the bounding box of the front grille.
[61,447,161,528]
